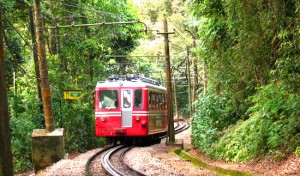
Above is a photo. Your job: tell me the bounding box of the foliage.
[190,0,300,162]
[295,147,300,157]
[3,0,142,173]
[131,0,195,116]
[209,83,300,162]
[9,87,41,172]
[10,113,35,173]
[191,92,239,153]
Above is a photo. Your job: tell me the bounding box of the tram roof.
[96,74,166,91]
[96,80,166,91]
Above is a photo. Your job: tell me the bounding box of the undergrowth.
[192,83,300,162]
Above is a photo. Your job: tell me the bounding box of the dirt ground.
[178,126,300,176]
[16,122,300,176]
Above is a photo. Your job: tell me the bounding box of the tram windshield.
[122,90,132,108]
[99,90,118,109]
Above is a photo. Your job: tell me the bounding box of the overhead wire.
[167,18,191,46]
[3,31,26,73]
[2,13,39,73]
[5,0,150,77]
[42,0,143,54]
[63,0,114,17]
[42,1,78,19]
[42,0,116,21]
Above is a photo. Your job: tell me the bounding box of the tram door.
[121,89,132,127]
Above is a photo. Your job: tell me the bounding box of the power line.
[46,21,146,30]
[3,14,40,72]
[167,18,191,46]
[103,55,164,58]
[42,1,76,18]
[63,0,114,17]
[42,0,115,20]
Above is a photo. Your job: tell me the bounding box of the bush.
[295,147,300,157]
[57,93,105,152]
[210,114,270,162]
[191,93,239,153]
[10,112,35,173]
[205,83,300,162]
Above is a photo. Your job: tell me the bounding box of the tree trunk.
[0,8,14,176]
[34,0,55,132]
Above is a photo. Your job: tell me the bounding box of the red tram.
[94,74,168,144]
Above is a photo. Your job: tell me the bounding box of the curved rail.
[101,145,126,176]
[120,146,147,176]
[98,120,190,176]
[160,121,190,139]
[85,145,114,176]
[175,121,190,134]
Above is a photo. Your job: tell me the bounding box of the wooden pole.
[29,8,44,126]
[186,46,192,116]
[158,16,175,143]
[173,73,179,119]
[185,29,199,109]
[0,8,14,176]
[34,0,55,132]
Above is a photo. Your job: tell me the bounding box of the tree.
[2,0,143,172]
[189,0,300,161]
[0,7,13,176]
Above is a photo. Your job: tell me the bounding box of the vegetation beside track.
[190,0,300,162]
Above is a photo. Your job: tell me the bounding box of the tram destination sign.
[63,90,82,100]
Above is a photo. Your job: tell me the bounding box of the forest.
[0,0,299,174]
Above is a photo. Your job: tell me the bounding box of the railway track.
[85,145,113,176]
[160,120,190,138]
[86,121,190,176]
[175,121,190,134]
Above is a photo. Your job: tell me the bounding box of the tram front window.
[99,90,118,109]
[134,89,142,108]
[123,90,132,108]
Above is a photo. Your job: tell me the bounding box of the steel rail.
[85,145,114,176]
[160,121,189,139]
[120,146,147,176]
[98,121,190,176]
[175,121,190,134]
[101,145,126,176]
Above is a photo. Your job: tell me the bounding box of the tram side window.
[158,93,162,110]
[99,90,118,109]
[163,94,166,109]
[134,89,142,108]
[148,92,151,109]
[155,93,159,109]
[152,93,156,109]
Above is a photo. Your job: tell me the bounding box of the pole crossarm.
[157,31,175,35]
[103,55,164,58]
[47,21,148,33]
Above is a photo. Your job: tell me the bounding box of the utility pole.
[32,1,64,173]
[192,46,199,100]
[173,73,179,119]
[29,8,44,126]
[158,16,175,144]
[34,0,54,132]
[185,28,199,110]
[0,8,14,176]
[186,46,192,116]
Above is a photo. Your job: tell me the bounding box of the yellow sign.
[63,90,82,100]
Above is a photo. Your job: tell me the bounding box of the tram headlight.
[135,116,140,121]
